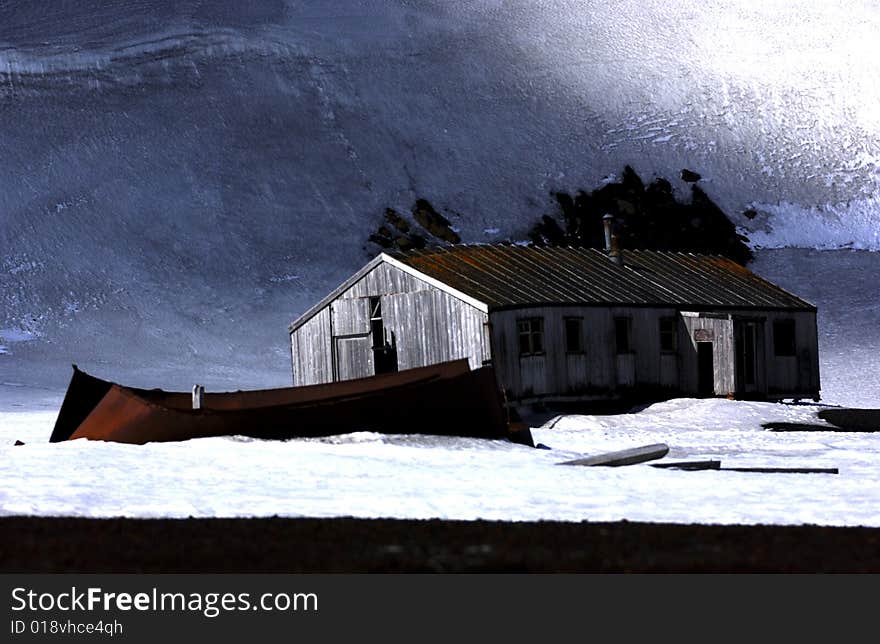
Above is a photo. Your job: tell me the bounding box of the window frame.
[773,319,796,357]
[564,316,584,354]
[659,316,677,353]
[517,317,545,357]
[614,316,633,355]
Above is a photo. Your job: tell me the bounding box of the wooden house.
[288,244,820,404]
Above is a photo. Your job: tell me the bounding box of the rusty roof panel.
[391,245,814,311]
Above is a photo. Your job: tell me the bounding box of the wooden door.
[334,336,373,381]
[330,298,372,381]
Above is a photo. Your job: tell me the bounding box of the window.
[614,317,632,354]
[659,317,677,352]
[518,318,544,356]
[565,317,584,353]
[773,319,796,356]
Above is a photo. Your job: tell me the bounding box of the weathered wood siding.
[290,307,333,386]
[679,310,819,398]
[659,353,679,388]
[334,335,373,380]
[290,260,489,385]
[383,290,489,371]
[291,259,819,400]
[680,313,737,396]
[760,310,820,397]
[338,262,428,300]
[330,298,369,335]
[489,306,680,400]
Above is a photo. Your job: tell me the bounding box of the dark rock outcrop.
[529,166,753,264]
[369,199,459,251]
[412,199,461,244]
[681,168,702,183]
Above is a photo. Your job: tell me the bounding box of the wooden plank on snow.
[651,460,721,471]
[557,443,669,467]
[721,466,838,474]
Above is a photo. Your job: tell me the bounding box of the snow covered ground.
[2,397,878,526]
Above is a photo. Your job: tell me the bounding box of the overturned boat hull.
[50,360,531,445]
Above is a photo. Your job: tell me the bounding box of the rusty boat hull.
[49,360,530,445]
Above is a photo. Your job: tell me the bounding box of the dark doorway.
[697,342,714,396]
[369,297,398,375]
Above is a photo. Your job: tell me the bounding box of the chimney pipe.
[192,384,205,410]
[603,214,623,265]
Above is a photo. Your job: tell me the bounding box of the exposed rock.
[621,164,646,193]
[368,224,395,249]
[528,166,753,264]
[527,214,567,247]
[393,234,426,252]
[384,208,411,233]
[681,168,702,183]
[615,199,637,216]
[370,168,752,265]
[412,199,461,244]
[14,440,25,446]
[369,198,460,252]
[743,208,758,220]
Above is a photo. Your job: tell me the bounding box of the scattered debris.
[561,452,839,475]
[721,467,839,475]
[507,422,535,448]
[651,460,721,471]
[557,443,669,467]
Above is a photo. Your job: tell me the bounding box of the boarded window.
[565,317,583,353]
[614,317,632,354]
[518,318,544,356]
[773,319,796,356]
[659,317,677,352]
[330,298,370,336]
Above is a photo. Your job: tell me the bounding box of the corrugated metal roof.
[391,245,815,311]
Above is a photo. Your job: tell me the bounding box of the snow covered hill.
[1,1,878,398]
